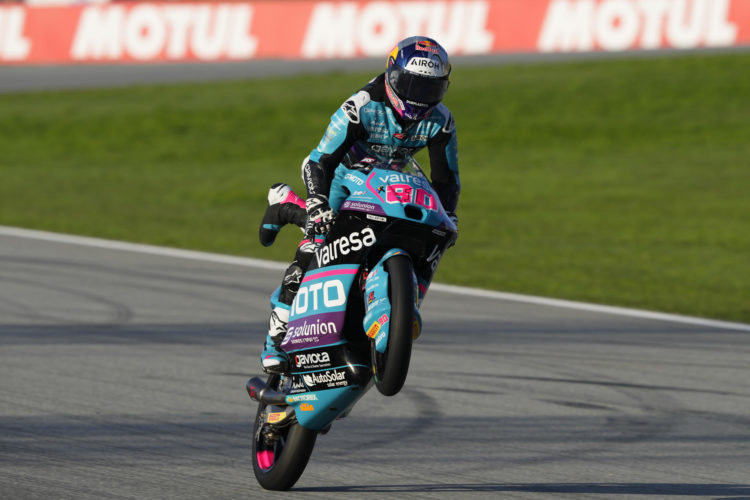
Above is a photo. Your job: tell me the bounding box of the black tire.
[372,254,416,396]
[252,374,318,491]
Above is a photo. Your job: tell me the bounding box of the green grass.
[1,52,749,322]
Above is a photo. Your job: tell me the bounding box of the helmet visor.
[388,66,449,105]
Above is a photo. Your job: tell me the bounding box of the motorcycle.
[246,156,457,490]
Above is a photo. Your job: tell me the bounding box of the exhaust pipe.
[246,377,288,405]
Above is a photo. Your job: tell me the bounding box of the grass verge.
[1,52,748,322]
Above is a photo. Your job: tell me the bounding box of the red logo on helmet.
[393,133,407,140]
[416,40,440,54]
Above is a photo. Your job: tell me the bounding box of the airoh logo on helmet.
[408,58,443,70]
[405,57,446,77]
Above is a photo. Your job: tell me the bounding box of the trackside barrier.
[1,0,749,65]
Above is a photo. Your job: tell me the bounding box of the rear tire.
[252,374,318,490]
[372,255,416,396]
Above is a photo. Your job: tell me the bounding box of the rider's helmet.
[385,36,451,122]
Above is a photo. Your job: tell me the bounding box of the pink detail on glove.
[282,189,306,209]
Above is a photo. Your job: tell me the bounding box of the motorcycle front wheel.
[252,374,318,491]
[372,254,416,397]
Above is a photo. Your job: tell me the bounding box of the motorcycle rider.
[259,36,460,373]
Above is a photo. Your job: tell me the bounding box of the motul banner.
[1,0,749,64]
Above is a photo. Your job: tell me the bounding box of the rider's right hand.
[306,194,334,234]
[447,212,458,248]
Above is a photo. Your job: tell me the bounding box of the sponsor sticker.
[426,244,443,272]
[416,40,440,54]
[299,403,315,412]
[366,214,387,222]
[294,351,333,369]
[284,318,339,345]
[377,172,431,190]
[375,330,387,346]
[267,412,286,423]
[289,377,307,394]
[344,172,365,186]
[366,321,380,338]
[295,351,330,366]
[286,393,318,403]
[301,369,349,389]
[314,227,376,267]
[405,56,445,76]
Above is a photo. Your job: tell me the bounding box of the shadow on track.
[296,482,750,497]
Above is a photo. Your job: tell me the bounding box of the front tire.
[372,255,416,396]
[252,374,318,490]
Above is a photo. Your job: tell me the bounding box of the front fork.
[362,248,423,353]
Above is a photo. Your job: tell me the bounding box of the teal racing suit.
[278,72,460,306]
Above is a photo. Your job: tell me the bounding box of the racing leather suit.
[278,72,460,307]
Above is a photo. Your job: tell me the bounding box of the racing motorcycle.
[246,156,457,490]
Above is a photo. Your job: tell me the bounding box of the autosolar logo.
[302,370,348,389]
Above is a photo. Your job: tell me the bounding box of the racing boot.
[259,183,307,247]
[260,305,291,373]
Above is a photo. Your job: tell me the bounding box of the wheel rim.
[254,374,287,473]
[256,450,275,470]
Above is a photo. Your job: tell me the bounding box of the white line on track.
[2,224,749,333]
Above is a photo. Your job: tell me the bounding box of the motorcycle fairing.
[284,384,368,430]
[282,231,375,431]
[281,264,359,351]
[282,343,372,430]
[332,164,456,233]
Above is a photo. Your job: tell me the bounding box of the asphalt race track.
[1,228,750,499]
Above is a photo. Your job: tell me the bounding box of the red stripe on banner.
[1,0,749,65]
[734,0,750,43]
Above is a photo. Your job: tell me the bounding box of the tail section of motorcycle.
[248,374,318,491]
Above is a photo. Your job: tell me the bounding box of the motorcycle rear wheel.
[372,254,415,396]
[251,374,318,491]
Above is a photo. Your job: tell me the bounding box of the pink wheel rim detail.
[257,450,274,470]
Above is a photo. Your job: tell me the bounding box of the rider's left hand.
[306,194,334,234]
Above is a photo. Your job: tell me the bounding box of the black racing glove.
[448,212,458,228]
[447,212,458,248]
[306,194,334,234]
